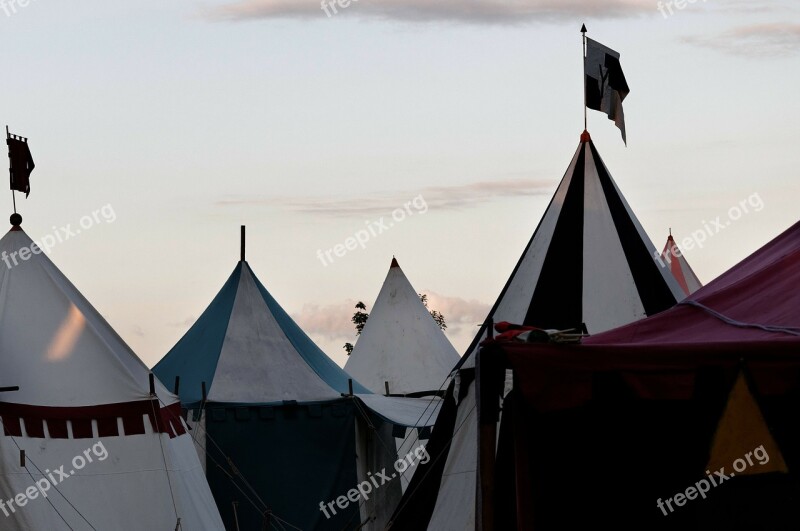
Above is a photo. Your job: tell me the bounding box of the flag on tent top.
[6,128,35,197]
[585,37,630,144]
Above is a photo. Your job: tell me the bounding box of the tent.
[479,218,800,530]
[344,257,460,395]
[388,131,684,530]
[154,229,441,531]
[660,230,703,296]
[0,224,223,530]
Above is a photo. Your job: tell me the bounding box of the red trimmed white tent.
[0,226,223,530]
[344,257,460,395]
[661,231,703,296]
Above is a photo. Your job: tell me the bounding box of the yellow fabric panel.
[706,372,788,475]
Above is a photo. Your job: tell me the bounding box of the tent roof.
[390,132,684,531]
[661,233,703,296]
[0,226,223,529]
[586,219,800,347]
[344,258,460,394]
[0,227,174,408]
[154,260,369,405]
[459,133,683,367]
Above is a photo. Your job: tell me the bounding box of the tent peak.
[580,130,591,143]
[390,256,399,268]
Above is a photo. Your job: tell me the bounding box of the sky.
[0,0,798,368]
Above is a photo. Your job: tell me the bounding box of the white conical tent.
[661,232,703,296]
[389,132,683,530]
[344,258,460,395]
[154,260,369,405]
[0,227,223,530]
[154,248,440,530]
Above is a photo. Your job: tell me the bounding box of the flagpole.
[581,24,587,131]
[6,126,16,215]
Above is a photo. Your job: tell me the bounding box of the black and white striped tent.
[388,132,684,530]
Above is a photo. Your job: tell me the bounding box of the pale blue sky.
[1,0,798,367]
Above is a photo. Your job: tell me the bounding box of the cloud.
[292,299,362,341]
[684,23,800,57]
[291,292,490,353]
[292,290,490,341]
[421,291,490,328]
[217,178,555,217]
[206,0,653,24]
[707,0,792,14]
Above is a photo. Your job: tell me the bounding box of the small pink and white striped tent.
[661,231,703,297]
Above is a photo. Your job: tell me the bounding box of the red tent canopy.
[484,220,800,410]
[589,219,800,346]
[477,221,800,530]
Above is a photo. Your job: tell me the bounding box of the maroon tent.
[478,220,800,530]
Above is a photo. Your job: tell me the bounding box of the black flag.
[7,133,35,197]
[585,38,630,144]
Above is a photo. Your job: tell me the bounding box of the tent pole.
[476,348,498,531]
[7,126,16,215]
[581,24,588,132]
[240,225,245,261]
[232,501,240,531]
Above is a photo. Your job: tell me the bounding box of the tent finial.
[240,225,245,262]
[390,256,399,268]
[10,213,22,228]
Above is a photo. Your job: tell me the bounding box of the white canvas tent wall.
[344,257,460,395]
[0,226,223,530]
[388,132,684,530]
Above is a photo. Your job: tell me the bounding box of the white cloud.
[422,290,491,351]
[684,23,800,57]
[206,0,653,24]
[291,292,490,356]
[292,299,362,341]
[217,178,555,216]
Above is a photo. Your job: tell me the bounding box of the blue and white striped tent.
[154,231,440,531]
[155,259,368,406]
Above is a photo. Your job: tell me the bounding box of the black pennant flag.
[585,38,630,144]
[7,131,35,198]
